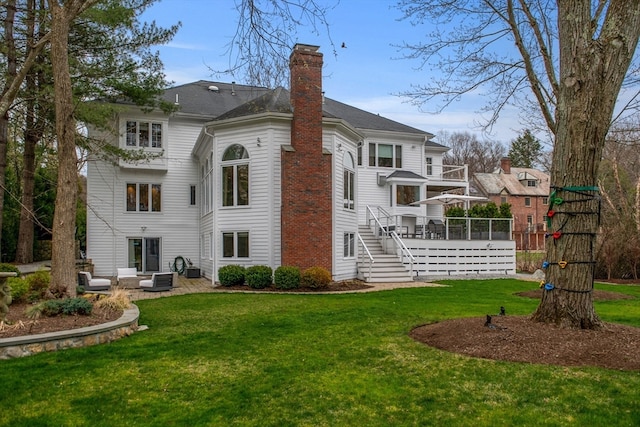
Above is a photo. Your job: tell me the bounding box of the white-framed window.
[396,185,420,206]
[126,120,163,148]
[425,157,433,175]
[501,196,508,204]
[222,144,249,207]
[542,196,549,205]
[201,153,214,215]
[222,231,249,258]
[343,232,355,258]
[369,143,402,168]
[343,152,355,210]
[527,180,537,187]
[126,183,161,212]
[525,197,531,207]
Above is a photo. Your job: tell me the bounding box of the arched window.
[343,152,355,210]
[222,144,249,207]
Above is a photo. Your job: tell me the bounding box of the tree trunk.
[0,0,18,262]
[15,121,38,264]
[15,0,43,264]
[49,1,79,296]
[532,0,640,329]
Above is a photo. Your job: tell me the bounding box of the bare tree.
[598,119,640,279]
[214,0,337,88]
[439,131,506,174]
[398,1,640,329]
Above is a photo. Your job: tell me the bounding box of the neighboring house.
[473,157,550,250]
[87,43,511,282]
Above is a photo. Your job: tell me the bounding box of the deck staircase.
[357,226,414,283]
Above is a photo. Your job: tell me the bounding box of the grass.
[1,279,639,426]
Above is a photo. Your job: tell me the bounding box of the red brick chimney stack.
[281,44,333,274]
[501,157,512,174]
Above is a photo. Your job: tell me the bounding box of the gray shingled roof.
[386,170,428,180]
[162,81,270,117]
[163,81,443,145]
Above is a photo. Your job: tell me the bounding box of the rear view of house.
[86,43,515,283]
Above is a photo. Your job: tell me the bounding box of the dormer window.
[527,180,537,187]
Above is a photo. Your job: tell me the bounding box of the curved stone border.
[0,305,139,359]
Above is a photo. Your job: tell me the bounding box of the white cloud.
[166,42,210,51]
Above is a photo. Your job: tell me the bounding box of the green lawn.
[1,279,639,426]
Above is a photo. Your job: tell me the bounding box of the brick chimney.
[501,157,511,174]
[281,44,333,274]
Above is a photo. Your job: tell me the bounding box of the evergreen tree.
[508,130,542,168]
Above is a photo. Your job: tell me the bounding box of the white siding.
[87,115,202,277]
[211,121,287,280]
[330,132,359,281]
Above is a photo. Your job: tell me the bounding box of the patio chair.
[139,272,174,292]
[78,271,111,291]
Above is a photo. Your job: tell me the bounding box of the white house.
[87,44,515,283]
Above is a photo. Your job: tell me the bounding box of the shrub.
[41,298,93,317]
[274,266,300,290]
[245,265,273,289]
[301,266,332,289]
[218,265,245,286]
[7,277,29,304]
[0,263,20,274]
[25,270,51,301]
[94,288,131,311]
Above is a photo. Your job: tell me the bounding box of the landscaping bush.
[0,263,20,274]
[245,265,273,289]
[301,266,332,289]
[7,277,29,304]
[94,288,131,311]
[218,265,245,286]
[41,298,93,317]
[274,266,300,290]
[25,270,51,301]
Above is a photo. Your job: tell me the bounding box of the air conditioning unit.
[377,173,387,186]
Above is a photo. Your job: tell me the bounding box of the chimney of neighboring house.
[501,157,512,174]
[281,44,333,274]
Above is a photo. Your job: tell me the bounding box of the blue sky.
[141,0,523,143]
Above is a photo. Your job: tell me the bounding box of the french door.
[127,237,161,273]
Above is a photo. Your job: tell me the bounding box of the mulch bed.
[410,315,640,371]
[0,302,122,339]
[410,289,639,371]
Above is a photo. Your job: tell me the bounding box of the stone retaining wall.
[0,305,139,359]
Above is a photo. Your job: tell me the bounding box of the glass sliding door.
[127,237,161,273]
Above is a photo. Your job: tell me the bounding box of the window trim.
[221,145,250,208]
[343,152,355,210]
[222,231,250,259]
[368,142,402,168]
[343,232,355,258]
[395,184,420,206]
[126,183,162,213]
[124,119,164,149]
[524,197,531,207]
